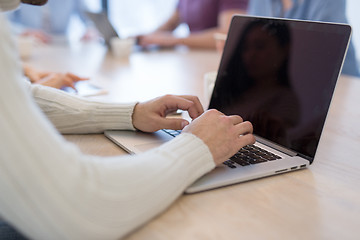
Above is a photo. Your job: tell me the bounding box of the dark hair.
[21,0,48,6]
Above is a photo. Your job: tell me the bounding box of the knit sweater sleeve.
[28,82,137,134]
[0,15,216,240]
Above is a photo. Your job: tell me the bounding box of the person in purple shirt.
[138,0,248,49]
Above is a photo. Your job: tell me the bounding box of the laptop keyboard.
[162,129,282,168]
[162,129,182,137]
[224,145,282,168]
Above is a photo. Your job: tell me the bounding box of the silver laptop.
[105,15,351,193]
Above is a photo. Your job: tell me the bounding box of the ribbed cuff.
[91,101,137,131]
[155,133,215,186]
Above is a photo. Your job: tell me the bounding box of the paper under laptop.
[105,15,351,193]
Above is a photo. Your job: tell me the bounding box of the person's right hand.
[24,65,89,90]
[183,109,255,165]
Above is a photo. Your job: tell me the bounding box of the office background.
[68,0,359,67]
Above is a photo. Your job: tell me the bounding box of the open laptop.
[85,11,119,46]
[105,15,352,193]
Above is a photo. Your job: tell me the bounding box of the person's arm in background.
[138,9,242,49]
[154,8,181,32]
[176,8,244,49]
[138,1,247,49]
[136,8,181,46]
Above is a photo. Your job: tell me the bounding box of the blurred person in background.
[137,0,249,49]
[6,0,96,43]
[7,0,94,90]
[248,0,360,77]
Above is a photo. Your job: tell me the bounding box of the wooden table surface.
[27,42,360,240]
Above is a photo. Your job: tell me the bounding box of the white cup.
[17,36,36,59]
[203,71,218,101]
[213,32,227,54]
[110,37,135,59]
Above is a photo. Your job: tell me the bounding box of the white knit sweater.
[0,15,215,240]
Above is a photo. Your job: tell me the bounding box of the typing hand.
[132,95,204,132]
[183,109,255,165]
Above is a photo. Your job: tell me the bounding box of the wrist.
[131,102,140,130]
[175,37,187,46]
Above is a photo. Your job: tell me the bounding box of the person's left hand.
[132,95,204,132]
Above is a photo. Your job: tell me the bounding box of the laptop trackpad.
[105,130,175,154]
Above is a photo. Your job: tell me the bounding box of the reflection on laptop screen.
[209,16,351,160]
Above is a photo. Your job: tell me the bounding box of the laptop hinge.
[255,135,298,157]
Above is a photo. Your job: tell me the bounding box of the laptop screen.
[209,16,351,161]
[86,11,119,45]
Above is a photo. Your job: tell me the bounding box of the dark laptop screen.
[209,16,351,161]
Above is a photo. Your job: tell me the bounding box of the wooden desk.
[27,43,360,240]
[28,43,220,105]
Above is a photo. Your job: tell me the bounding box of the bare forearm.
[156,10,181,32]
[158,9,247,49]
[178,28,223,49]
